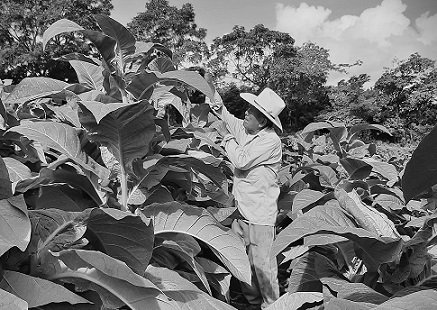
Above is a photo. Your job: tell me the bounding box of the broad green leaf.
[196,257,231,301]
[190,104,211,128]
[264,292,323,310]
[325,297,375,310]
[292,189,324,213]
[50,256,179,310]
[28,208,89,274]
[80,101,136,124]
[57,249,161,290]
[0,271,90,308]
[336,189,400,239]
[149,57,176,73]
[8,121,109,180]
[159,70,214,100]
[373,194,404,211]
[69,60,104,90]
[87,208,154,275]
[35,185,95,212]
[321,278,388,304]
[0,289,28,310]
[82,30,117,70]
[362,158,399,183]
[272,204,403,270]
[126,72,160,99]
[160,155,228,194]
[45,103,81,127]
[302,121,344,136]
[348,124,392,139]
[0,195,30,256]
[145,265,237,310]
[287,251,340,293]
[15,167,103,206]
[43,19,84,50]
[402,124,437,202]
[155,239,211,294]
[4,77,69,105]
[280,245,309,263]
[141,202,251,284]
[79,101,155,170]
[340,157,372,180]
[127,71,214,101]
[0,157,13,198]
[2,157,32,182]
[94,15,135,57]
[374,289,437,309]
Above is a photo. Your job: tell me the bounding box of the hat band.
[254,99,275,118]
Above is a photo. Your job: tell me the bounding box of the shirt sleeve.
[206,91,247,142]
[222,134,281,170]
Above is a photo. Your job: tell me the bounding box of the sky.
[111,0,437,87]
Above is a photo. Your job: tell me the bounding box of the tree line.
[1,0,436,142]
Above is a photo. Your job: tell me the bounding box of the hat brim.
[240,93,283,132]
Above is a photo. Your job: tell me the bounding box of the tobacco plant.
[266,121,437,309]
[0,15,250,309]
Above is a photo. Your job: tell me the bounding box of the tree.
[209,24,296,89]
[0,0,113,83]
[209,25,340,132]
[374,53,437,143]
[128,0,208,66]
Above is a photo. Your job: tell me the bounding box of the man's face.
[243,106,266,134]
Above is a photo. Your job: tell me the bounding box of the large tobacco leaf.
[79,100,155,170]
[0,288,28,310]
[154,237,211,294]
[0,156,13,198]
[335,189,400,239]
[29,207,154,275]
[402,124,437,202]
[94,14,136,58]
[15,167,103,206]
[68,60,104,90]
[42,19,84,50]
[51,250,179,310]
[272,204,403,271]
[141,202,251,284]
[2,157,33,183]
[287,251,342,293]
[321,277,388,304]
[196,257,231,302]
[0,195,31,256]
[145,265,237,310]
[292,189,325,213]
[264,292,323,310]
[86,208,154,275]
[7,121,109,180]
[127,70,214,101]
[0,271,90,308]
[3,77,69,105]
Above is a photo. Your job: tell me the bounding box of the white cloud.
[275,0,437,87]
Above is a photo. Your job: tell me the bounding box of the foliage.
[0,0,113,83]
[0,15,251,309]
[265,120,437,309]
[327,53,437,145]
[127,0,208,66]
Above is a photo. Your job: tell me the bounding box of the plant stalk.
[120,165,129,212]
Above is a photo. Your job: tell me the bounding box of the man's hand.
[211,121,230,137]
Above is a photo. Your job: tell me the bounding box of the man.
[206,87,285,309]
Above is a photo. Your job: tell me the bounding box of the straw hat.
[240,88,286,132]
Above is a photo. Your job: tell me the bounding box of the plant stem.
[120,165,128,212]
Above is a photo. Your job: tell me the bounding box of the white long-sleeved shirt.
[219,106,282,226]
